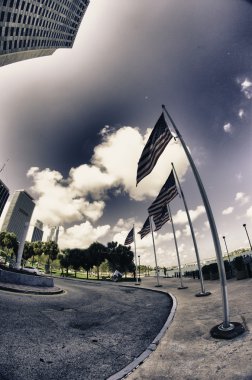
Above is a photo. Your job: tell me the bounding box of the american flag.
[148,170,178,217]
[124,227,134,245]
[136,113,172,185]
[138,217,150,239]
[153,205,170,231]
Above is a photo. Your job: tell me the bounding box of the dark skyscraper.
[0,179,9,217]
[1,189,35,242]
[0,0,90,67]
[31,219,44,242]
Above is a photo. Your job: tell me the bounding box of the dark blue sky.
[0,0,251,266]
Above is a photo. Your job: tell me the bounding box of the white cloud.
[92,126,189,201]
[27,167,105,225]
[58,221,110,249]
[26,124,190,249]
[223,123,233,134]
[222,206,234,215]
[183,224,191,236]
[173,205,205,225]
[246,206,252,219]
[235,192,250,205]
[241,78,252,99]
[238,109,245,119]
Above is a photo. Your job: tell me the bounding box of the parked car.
[23,267,44,275]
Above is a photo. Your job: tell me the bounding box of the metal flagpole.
[133,224,140,285]
[149,216,161,287]
[162,104,244,338]
[172,162,211,297]
[166,202,187,289]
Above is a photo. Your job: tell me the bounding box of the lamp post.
[222,236,231,264]
[243,224,252,250]
[138,255,141,281]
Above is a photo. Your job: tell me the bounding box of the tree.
[0,231,19,262]
[87,242,107,279]
[32,241,44,266]
[43,241,59,273]
[58,249,70,276]
[79,249,93,279]
[107,242,135,275]
[69,248,83,277]
[22,241,35,263]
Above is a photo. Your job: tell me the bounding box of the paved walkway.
[125,276,252,380]
[0,276,251,379]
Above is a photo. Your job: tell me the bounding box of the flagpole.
[166,202,187,290]
[133,224,140,285]
[162,104,244,338]
[172,163,211,297]
[149,216,161,287]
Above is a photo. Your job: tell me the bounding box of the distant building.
[0,0,90,67]
[1,189,35,242]
[31,219,43,242]
[0,179,9,217]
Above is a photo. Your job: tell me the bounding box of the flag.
[136,112,172,185]
[154,205,170,231]
[148,170,178,217]
[138,217,150,239]
[124,227,134,245]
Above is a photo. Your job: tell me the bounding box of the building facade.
[1,189,35,242]
[0,179,9,217]
[31,219,43,242]
[0,0,90,67]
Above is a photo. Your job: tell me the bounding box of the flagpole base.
[210,322,245,340]
[195,291,211,297]
[155,284,162,287]
[135,283,141,286]
[178,286,188,290]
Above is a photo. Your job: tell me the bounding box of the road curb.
[0,284,64,295]
[107,286,177,380]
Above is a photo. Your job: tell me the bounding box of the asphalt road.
[0,278,172,380]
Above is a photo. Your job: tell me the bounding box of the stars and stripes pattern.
[136,112,172,185]
[153,205,170,231]
[124,227,134,245]
[148,170,178,217]
[138,217,151,239]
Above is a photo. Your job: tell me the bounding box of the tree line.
[0,231,135,278]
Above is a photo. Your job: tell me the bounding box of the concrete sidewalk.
[126,276,252,380]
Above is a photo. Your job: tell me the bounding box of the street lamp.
[138,255,141,280]
[222,236,232,276]
[243,224,252,251]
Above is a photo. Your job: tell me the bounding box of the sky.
[0,0,251,268]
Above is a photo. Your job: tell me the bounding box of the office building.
[31,219,43,242]
[1,189,35,242]
[0,0,90,67]
[0,179,9,217]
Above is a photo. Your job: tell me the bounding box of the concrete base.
[0,268,54,287]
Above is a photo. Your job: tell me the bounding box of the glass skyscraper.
[0,0,90,67]
[0,179,9,217]
[1,189,35,242]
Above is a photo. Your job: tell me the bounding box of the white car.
[23,267,44,275]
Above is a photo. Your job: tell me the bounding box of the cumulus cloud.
[240,78,252,99]
[235,192,250,205]
[173,205,205,225]
[27,167,105,225]
[27,124,189,228]
[246,206,252,219]
[238,109,245,119]
[223,123,233,134]
[92,126,189,201]
[222,206,234,215]
[58,221,110,249]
